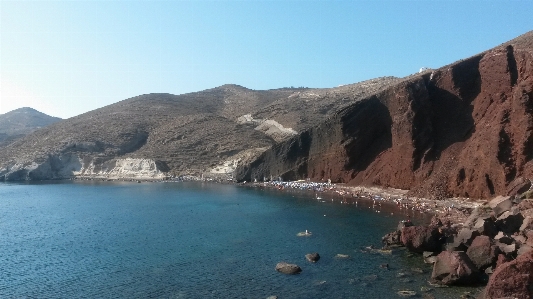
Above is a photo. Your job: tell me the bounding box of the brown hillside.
[0,78,399,180]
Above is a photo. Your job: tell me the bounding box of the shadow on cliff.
[417,58,481,165]
[419,86,476,164]
[341,96,393,172]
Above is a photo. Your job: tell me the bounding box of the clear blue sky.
[1,0,531,119]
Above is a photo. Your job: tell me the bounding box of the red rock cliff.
[236,31,533,199]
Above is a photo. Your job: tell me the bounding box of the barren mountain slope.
[0,78,399,180]
[0,107,61,147]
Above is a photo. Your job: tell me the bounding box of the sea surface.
[0,181,480,298]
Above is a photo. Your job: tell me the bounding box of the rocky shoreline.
[242,179,533,298]
[381,193,533,298]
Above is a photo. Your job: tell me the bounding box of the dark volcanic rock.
[382,230,402,248]
[305,253,320,263]
[495,209,524,234]
[482,249,533,299]
[401,226,442,253]
[466,235,500,270]
[447,228,480,251]
[431,251,479,285]
[275,262,302,274]
[473,217,498,238]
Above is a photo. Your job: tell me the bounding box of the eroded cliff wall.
[237,40,533,199]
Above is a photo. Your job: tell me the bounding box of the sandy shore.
[248,180,486,226]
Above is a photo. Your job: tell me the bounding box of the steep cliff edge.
[236,31,533,199]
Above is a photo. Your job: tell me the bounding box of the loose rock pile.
[382,195,533,298]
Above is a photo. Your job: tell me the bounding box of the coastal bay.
[0,181,479,298]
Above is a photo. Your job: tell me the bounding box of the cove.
[0,181,478,298]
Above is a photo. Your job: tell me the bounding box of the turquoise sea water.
[0,181,479,298]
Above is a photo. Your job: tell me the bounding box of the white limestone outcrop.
[0,155,167,181]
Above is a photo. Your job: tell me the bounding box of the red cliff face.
[237,32,533,199]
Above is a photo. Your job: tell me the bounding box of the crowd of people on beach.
[254,179,462,216]
[261,180,336,192]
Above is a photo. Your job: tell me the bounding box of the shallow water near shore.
[0,181,481,298]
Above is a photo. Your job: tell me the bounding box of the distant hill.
[0,107,61,146]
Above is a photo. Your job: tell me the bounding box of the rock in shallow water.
[275,262,302,274]
[305,252,320,263]
[401,226,442,253]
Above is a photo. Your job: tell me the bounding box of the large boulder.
[489,196,512,217]
[495,208,524,234]
[494,231,514,245]
[275,262,302,274]
[507,177,532,197]
[483,249,533,299]
[466,235,500,270]
[464,207,483,228]
[382,230,402,248]
[446,228,480,251]
[519,216,533,232]
[431,251,479,285]
[401,226,442,253]
[472,216,498,237]
[496,242,517,255]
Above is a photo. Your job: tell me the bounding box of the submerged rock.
[397,290,417,297]
[305,252,320,263]
[275,262,302,274]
